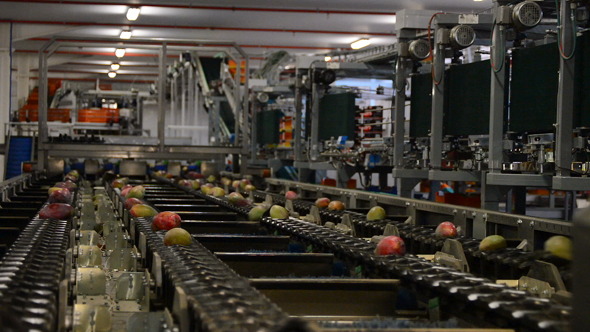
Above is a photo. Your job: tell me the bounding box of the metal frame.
[552,0,590,191]
[390,10,441,196]
[43,143,240,160]
[485,1,562,191]
[36,37,249,169]
[427,14,494,185]
[266,177,572,248]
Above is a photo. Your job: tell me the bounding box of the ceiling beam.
[1,19,395,36]
[29,76,155,83]
[20,39,344,51]
[0,0,396,16]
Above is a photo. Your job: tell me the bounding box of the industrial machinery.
[0,163,581,331]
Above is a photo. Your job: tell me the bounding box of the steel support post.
[573,207,590,330]
[488,3,506,172]
[0,24,10,179]
[429,28,445,170]
[158,43,167,151]
[241,57,250,151]
[310,81,321,161]
[294,72,303,161]
[393,55,409,168]
[555,0,575,177]
[181,66,187,137]
[37,39,53,171]
[250,94,257,161]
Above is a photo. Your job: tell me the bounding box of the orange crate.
[435,192,481,208]
[18,107,70,122]
[78,108,120,123]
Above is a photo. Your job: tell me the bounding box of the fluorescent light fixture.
[108,71,117,78]
[350,38,371,50]
[110,63,120,71]
[324,56,332,62]
[126,7,141,21]
[120,30,132,39]
[115,48,126,58]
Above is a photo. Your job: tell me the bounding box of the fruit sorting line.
[0,172,573,331]
[155,173,571,331]
[246,190,571,286]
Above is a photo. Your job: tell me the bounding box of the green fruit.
[269,205,289,219]
[164,228,193,246]
[367,206,386,221]
[479,235,507,252]
[191,180,201,190]
[248,206,267,221]
[227,192,244,205]
[544,235,572,260]
[126,185,145,199]
[130,204,158,218]
[210,187,225,197]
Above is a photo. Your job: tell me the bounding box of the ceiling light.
[110,63,120,71]
[473,0,483,1]
[120,30,132,40]
[126,7,141,21]
[115,48,126,58]
[108,71,117,78]
[324,56,332,62]
[350,38,371,50]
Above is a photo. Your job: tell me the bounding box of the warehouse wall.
[0,23,11,179]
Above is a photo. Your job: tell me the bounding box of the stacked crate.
[278,116,293,148]
[355,106,384,138]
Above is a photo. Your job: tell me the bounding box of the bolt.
[517,219,523,225]
[529,221,535,228]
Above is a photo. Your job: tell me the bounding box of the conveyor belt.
[247,190,571,286]
[0,172,572,331]
[0,175,70,332]
[155,175,571,331]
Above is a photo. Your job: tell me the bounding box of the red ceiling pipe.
[29,76,156,83]
[0,0,396,16]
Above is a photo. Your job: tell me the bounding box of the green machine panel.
[256,110,282,145]
[444,60,492,136]
[409,73,432,137]
[318,92,356,141]
[220,101,235,133]
[199,57,222,87]
[510,42,559,133]
[575,32,590,127]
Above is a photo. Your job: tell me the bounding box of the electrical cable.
[555,0,578,60]
[490,20,506,73]
[427,12,446,86]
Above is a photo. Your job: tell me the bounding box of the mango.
[367,206,386,221]
[130,204,158,218]
[479,235,507,252]
[248,206,267,221]
[269,205,289,219]
[164,228,192,246]
[544,235,572,260]
[126,185,145,199]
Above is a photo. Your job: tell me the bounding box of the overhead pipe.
[0,19,395,36]
[0,0,397,16]
[25,38,346,51]
[29,76,155,83]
